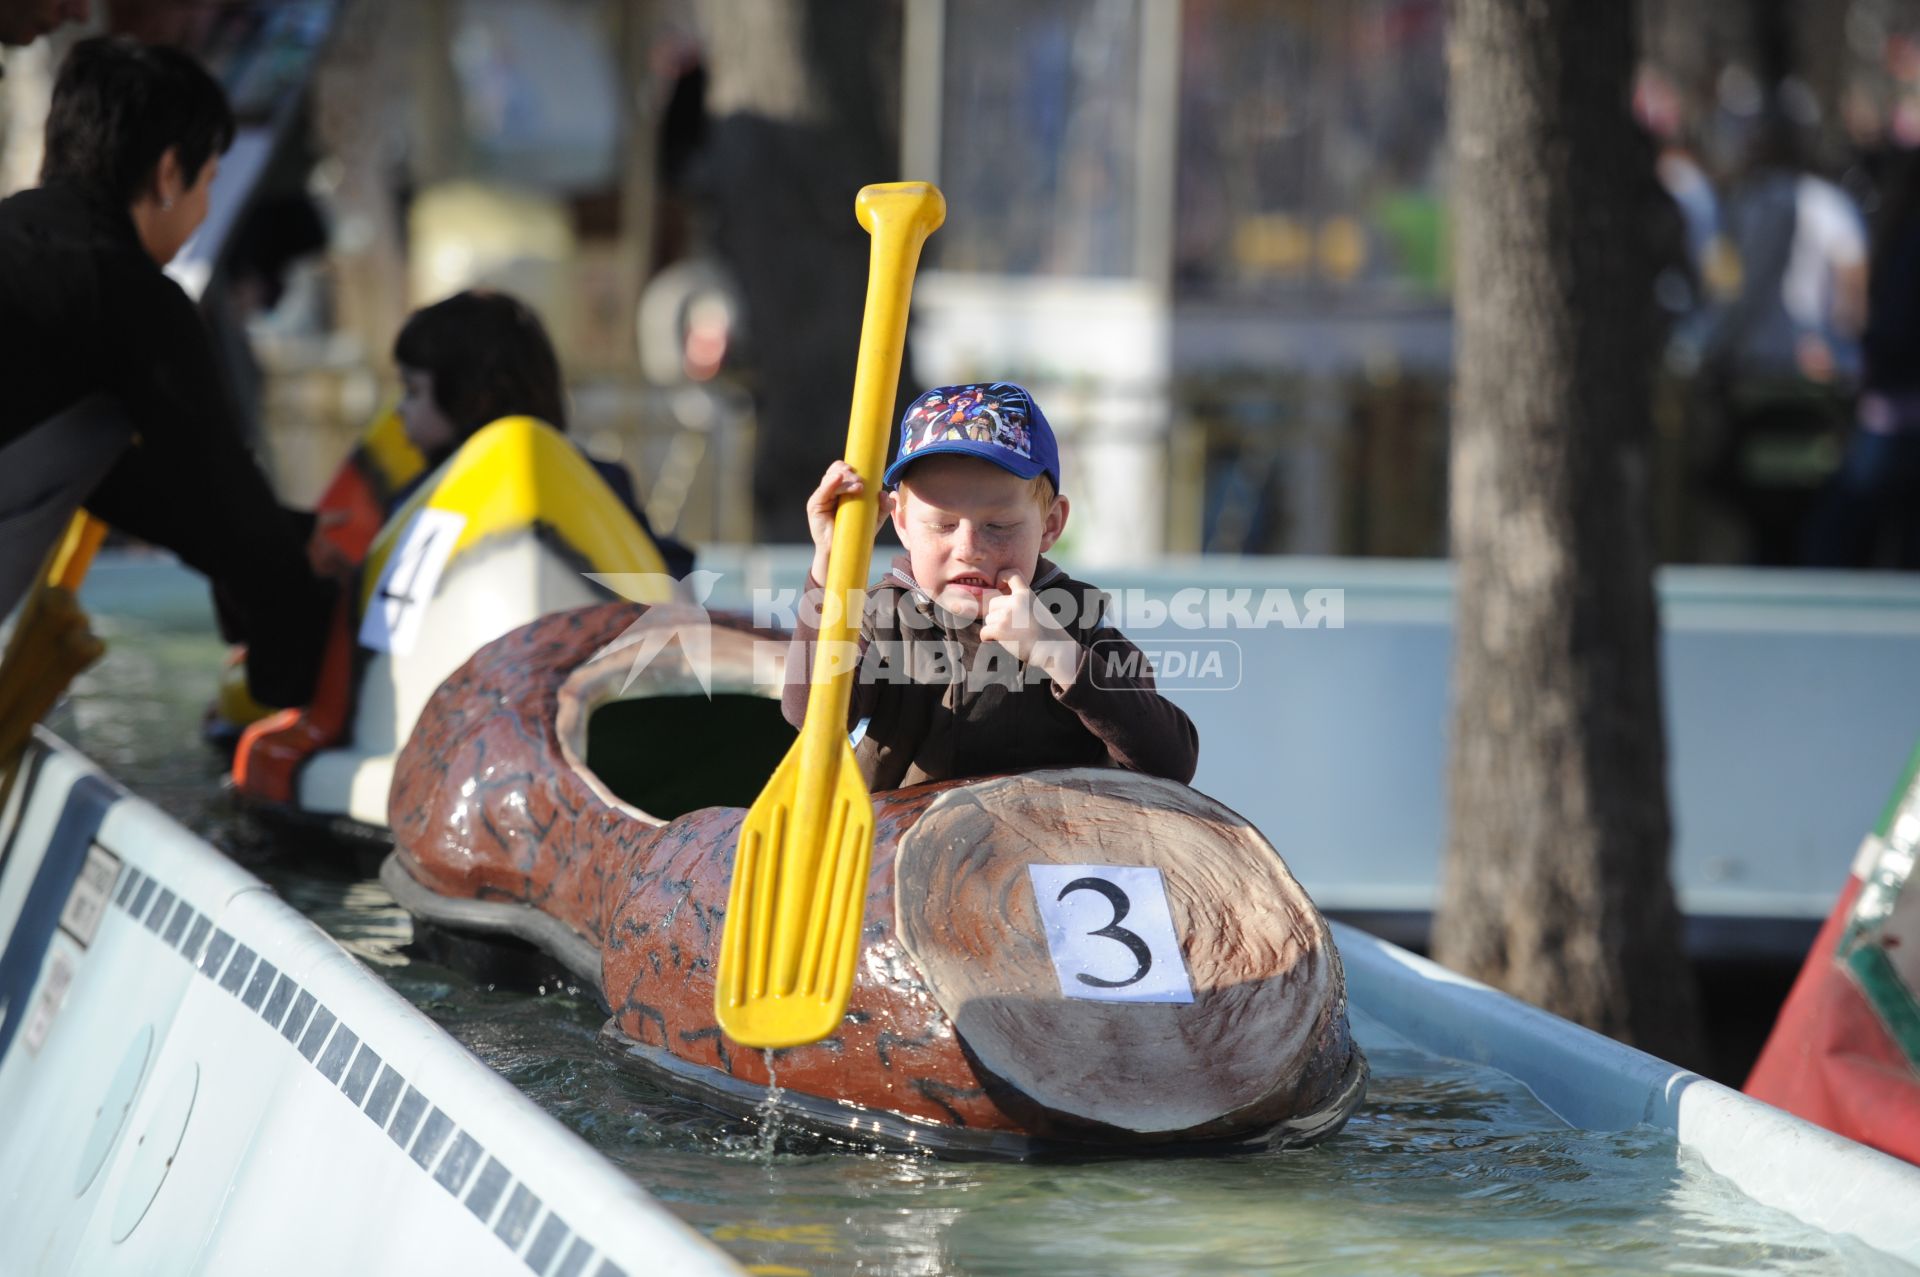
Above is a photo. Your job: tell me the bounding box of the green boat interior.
[585,693,795,819]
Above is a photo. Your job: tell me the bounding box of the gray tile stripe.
[144,888,175,932]
[340,1043,381,1104]
[296,1006,336,1062]
[524,1213,571,1273]
[410,1107,454,1170]
[494,1185,540,1251]
[435,1132,484,1196]
[108,863,608,1275]
[162,899,192,946]
[465,1156,510,1222]
[241,959,277,1011]
[179,914,211,964]
[197,930,233,978]
[261,972,296,1028]
[280,989,317,1045]
[316,1024,359,1084]
[219,944,257,995]
[553,1237,594,1277]
[364,1065,405,1128]
[388,1085,428,1150]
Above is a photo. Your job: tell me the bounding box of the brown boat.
[384,601,1368,1157]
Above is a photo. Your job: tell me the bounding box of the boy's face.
[889,455,1068,622]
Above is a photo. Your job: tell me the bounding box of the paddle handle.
[50,512,108,592]
[801,183,945,766]
[715,185,944,1047]
[0,511,106,809]
[2,512,102,667]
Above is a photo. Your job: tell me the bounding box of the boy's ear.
[886,486,906,536]
[151,146,184,205]
[1037,493,1070,553]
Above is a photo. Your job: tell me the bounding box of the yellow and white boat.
[231,414,676,839]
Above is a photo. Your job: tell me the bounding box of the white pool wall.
[0,733,741,1277]
[1335,921,1920,1265]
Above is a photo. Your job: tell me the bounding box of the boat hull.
[390,602,1369,1154]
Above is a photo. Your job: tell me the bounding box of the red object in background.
[231,588,354,805]
[229,434,401,803]
[308,445,390,567]
[1746,739,1920,1170]
[1745,873,1920,1165]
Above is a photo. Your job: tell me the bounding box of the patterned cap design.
[883,381,1061,492]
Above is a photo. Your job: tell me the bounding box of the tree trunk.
[1434,0,1702,1066]
[694,0,905,543]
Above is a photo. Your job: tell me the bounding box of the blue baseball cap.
[882,381,1061,493]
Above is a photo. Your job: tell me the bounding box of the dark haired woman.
[0,36,331,706]
[389,289,694,577]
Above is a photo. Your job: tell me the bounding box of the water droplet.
[754,1048,784,1161]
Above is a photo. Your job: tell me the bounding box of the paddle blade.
[716,737,875,1048]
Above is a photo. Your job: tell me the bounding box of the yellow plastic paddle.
[716,182,945,1048]
[0,511,108,807]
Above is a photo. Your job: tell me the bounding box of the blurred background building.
[6,0,1920,565]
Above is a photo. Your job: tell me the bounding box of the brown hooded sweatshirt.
[782,555,1199,790]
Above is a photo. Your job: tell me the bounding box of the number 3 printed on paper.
[1028,864,1194,1004]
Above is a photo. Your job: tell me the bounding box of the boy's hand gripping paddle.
[716,182,945,1049]
[0,512,108,810]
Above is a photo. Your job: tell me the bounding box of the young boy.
[783,381,1198,790]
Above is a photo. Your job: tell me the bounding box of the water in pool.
[48,559,1909,1276]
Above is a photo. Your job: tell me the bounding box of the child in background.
[383,289,693,577]
[784,381,1197,790]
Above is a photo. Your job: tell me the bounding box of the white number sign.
[359,508,467,656]
[1028,864,1194,1004]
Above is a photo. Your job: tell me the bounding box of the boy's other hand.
[307,509,356,583]
[806,461,884,584]
[982,570,1079,689]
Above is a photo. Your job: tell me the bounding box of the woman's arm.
[87,264,334,706]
